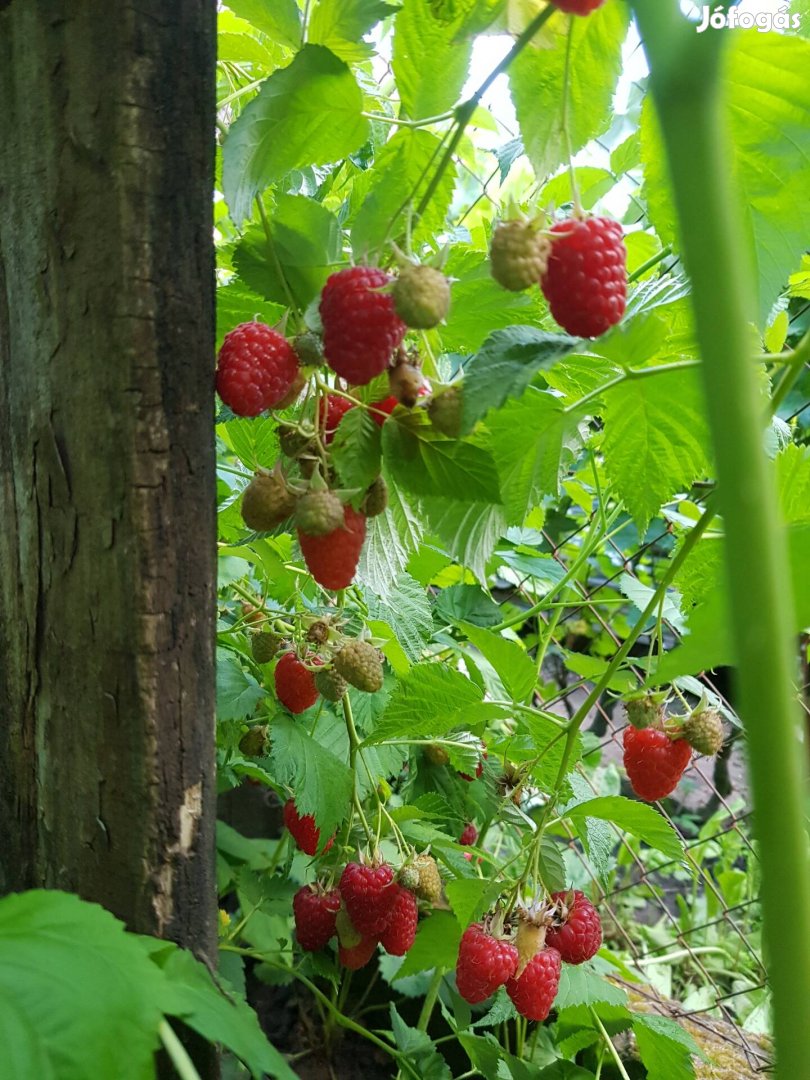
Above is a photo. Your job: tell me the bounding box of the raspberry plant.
[213,3,810,1079]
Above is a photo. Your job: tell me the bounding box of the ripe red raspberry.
[320,267,407,385]
[455,924,519,1005]
[459,823,478,846]
[338,934,379,970]
[274,653,320,714]
[292,885,341,951]
[545,891,602,965]
[339,861,397,936]
[623,726,692,802]
[319,393,355,444]
[552,0,606,13]
[298,505,367,591]
[217,322,300,416]
[370,396,398,426]
[506,947,562,1022]
[379,885,418,956]
[541,217,626,338]
[283,799,334,857]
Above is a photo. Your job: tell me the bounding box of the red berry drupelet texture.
[541,217,626,338]
[623,726,692,802]
[552,0,606,14]
[298,505,367,591]
[275,652,320,714]
[506,947,562,1022]
[379,885,418,956]
[459,823,478,846]
[283,799,334,857]
[293,886,341,951]
[320,267,407,385]
[456,924,519,1005]
[339,935,379,970]
[339,862,397,937]
[319,393,355,444]
[545,891,602,965]
[216,322,300,417]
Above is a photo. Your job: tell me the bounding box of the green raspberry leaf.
[351,129,457,261]
[509,2,629,181]
[461,327,579,433]
[309,0,397,62]
[393,0,474,119]
[223,0,301,46]
[233,195,342,311]
[0,891,167,1080]
[363,662,484,744]
[383,410,502,504]
[269,716,353,840]
[223,45,368,226]
[601,365,711,535]
[331,406,382,492]
[565,796,683,861]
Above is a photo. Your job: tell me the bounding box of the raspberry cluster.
[455,892,602,1022]
[267,637,384,719]
[291,858,420,969]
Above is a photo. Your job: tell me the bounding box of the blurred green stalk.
[629,3,810,1076]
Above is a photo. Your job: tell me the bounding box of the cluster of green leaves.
[0,890,294,1080]
[213,1,809,1077]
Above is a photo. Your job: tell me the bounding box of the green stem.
[560,15,581,213]
[217,77,264,109]
[221,948,420,1079]
[343,695,375,846]
[630,5,810,1078]
[627,244,673,283]
[414,4,556,220]
[417,968,445,1032]
[158,1021,203,1080]
[771,327,810,414]
[360,110,455,128]
[493,504,624,631]
[590,1009,631,1080]
[564,359,703,415]
[534,499,715,840]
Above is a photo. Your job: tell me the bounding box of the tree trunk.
[0,0,217,975]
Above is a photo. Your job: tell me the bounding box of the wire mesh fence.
[420,33,808,1068]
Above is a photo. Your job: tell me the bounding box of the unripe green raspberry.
[392,265,451,329]
[239,725,269,757]
[413,854,443,903]
[490,219,550,292]
[427,385,463,438]
[333,640,384,693]
[251,631,280,664]
[314,667,348,702]
[293,332,324,367]
[682,708,724,756]
[295,490,345,537]
[624,694,665,730]
[362,475,389,518]
[399,865,420,891]
[241,471,296,531]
